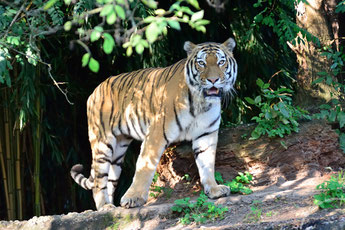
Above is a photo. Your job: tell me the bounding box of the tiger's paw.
[120,195,146,208]
[99,203,116,211]
[206,185,230,199]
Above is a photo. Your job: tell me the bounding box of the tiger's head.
[184,38,237,102]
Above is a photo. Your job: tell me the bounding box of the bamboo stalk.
[4,90,15,220]
[34,74,41,217]
[0,129,10,220]
[15,125,22,220]
[13,61,23,220]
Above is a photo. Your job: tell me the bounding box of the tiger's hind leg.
[107,136,132,204]
[91,138,114,210]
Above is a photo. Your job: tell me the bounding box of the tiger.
[70,38,238,210]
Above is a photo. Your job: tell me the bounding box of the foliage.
[216,171,253,195]
[336,0,345,13]
[149,185,173,198]
[244,200,262,223]
[250,0,319,50]
[313,46,345,153]
[171,192,228,225]
[149,172,173,198]
[314,171,345,209]
[245,78,310,140]
[61,0,209,72]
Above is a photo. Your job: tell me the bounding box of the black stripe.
[163,109,169,145]
[112,153,125,165]
[193,147,208,159]
[208,115,220,128]
[194,129,218,141]
[118,116,123,134]
[186,59,197,83]
[130,113,142,139]
[96,173,108,178]
[108,100,115,127]
[173,102,183,132]
[167,60,183,81]
[188,89,195,117]
[99,87,106,138]
[135,106,145,138]
[163,64,174,82]
[125,120,131,136]
[165,61,181,82]
[77,175,84,185]
[81,179,89,189]
[131,70,146,101]
[149,77,156,114]
[109,75,120,89]
[188,76,195,86]
[156,67,168,87]
[106,143,113,152]
[119,72,132,93]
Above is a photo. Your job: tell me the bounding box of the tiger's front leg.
[120,134,167,208]
[193,130,230,199]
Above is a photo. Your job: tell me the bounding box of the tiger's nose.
[207,77,219,84]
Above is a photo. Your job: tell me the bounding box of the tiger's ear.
[184,41,196,55]
[222,38,236,52]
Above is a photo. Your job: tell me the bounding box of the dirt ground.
[1,120,345,229]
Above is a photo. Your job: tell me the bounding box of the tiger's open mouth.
[203,87,222,97]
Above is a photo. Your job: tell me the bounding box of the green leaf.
[338,111,345,128]
[196,25,206,33]
[187,0,200,9]
[245,97,255,105]
[167,20,181,30]
[82,53,90,67]
[142,0,158,9]
[191,10,204,22]
[126,46,133,56]
[100,4,114,17]
[44,0,59,10]
[278,102,289,118]
[250,130,261,140]
[103,33,115,54]
[256,78,264,88]
[262,83,270,89]
[106,11,117,25]
[339,133,345,153]
[146,22,160,43]
[64,21,72,31]
[90,26,103,42]
[254,95,261,104]
[312,77,325,85]
[89,57,100,73]
[135,43,145,54]
[115,5,126,20]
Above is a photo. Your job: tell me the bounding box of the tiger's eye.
[218,60,225,65]
[197,61,205,67]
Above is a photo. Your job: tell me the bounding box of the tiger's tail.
[70,164,94,190]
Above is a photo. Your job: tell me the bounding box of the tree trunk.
[289,0,339,107]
